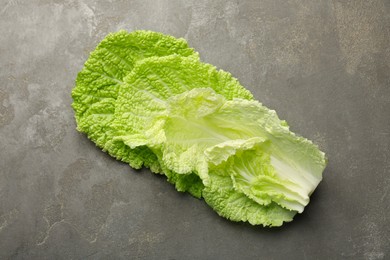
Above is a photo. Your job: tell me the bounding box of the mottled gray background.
[1,0,389,259]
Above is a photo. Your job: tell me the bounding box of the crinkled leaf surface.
[71,30,197,172]
[113,56,253,179]
[113,55,253,145]
[203,168,296,226]
[72,30,327,227]
[115,85,326,213]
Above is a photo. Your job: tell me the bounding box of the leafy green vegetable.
[113,56,253,182]
[72,30,327,227]
[203,169,297,226]
[72,30,197,173]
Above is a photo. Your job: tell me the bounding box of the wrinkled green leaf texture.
[72,30,327,227]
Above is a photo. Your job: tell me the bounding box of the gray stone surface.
[1,0,389,259]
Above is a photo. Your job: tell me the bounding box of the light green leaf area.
[71,30,197,172]
[113,55,253,180]
[113,55,253,144]
[115,83,326,221]
[203,167,296,226]
[112,55,253,197]
[73,30,327,226]
[225,143,308,213]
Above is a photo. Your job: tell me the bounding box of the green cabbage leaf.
[72,30,197,173]
[72,30,327,227]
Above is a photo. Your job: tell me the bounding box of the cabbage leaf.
[72,30,197,172]
[72,30,327,227]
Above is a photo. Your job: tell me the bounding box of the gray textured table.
[1,1,389,259]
